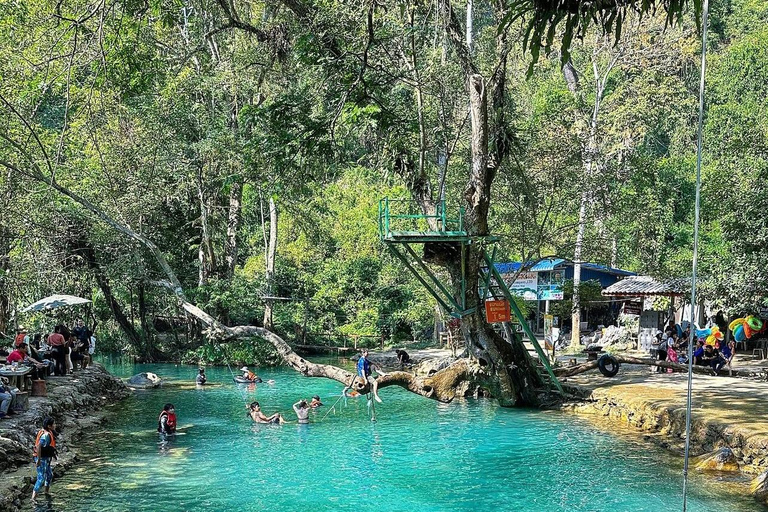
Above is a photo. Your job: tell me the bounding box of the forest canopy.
[0,0,767,368]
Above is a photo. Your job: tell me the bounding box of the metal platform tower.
[379,198,562,393]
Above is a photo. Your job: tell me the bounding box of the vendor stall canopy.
[602,276,687,298]
[21,294,92,313]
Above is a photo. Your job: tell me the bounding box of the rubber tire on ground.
[597,354,620,377]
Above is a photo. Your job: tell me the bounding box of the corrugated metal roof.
[494,258,634,276]
[602,276,686,297]
[580,262,636,277]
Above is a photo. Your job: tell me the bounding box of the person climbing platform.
[247,401,285,424]
[196,368,207,386]
[31,417,57,503]
[293,400,310,424]
[356,349,384,403]
[158,403,177,435]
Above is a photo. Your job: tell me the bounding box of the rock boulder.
[126,372,162,389]
[696,447,739,472]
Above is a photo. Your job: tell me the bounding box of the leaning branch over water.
[0,146,474,403]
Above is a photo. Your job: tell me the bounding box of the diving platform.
[378,197,563,394]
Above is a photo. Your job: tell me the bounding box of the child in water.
[158,403,177,435]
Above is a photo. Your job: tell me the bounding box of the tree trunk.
[428,73,542,406]
[263,197,278,330]
[80,245,143,347]
[224,178,243,279]
[138,282,152,357]
[0,168,14,335]
[0,234,10,336]
[196,164,215,286]
[571,190,587,345]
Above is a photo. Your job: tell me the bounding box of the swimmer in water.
[247,402,285,424]
[293,400,309,424]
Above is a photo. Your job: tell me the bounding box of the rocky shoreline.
[0,364,129,512]
[561,381,768,505]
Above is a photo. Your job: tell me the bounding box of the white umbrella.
[21,294,92,313]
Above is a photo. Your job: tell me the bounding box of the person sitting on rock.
[247,401,285,424]
[31,417,57,503]
[700,344,717,370]
[196,368,207,385]
[693,339,706,365]
[710,344,730,375]
[157,403,177,435]
[720,340,736,372]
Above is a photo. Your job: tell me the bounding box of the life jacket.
[33,429,56,458]
[158,410,177,433]
[14,333,26,347]
[246,371,256,381]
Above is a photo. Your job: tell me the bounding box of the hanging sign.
[506,272,538,301]
[622,301,642,316]
[485,299,511,323]
[544,314,554,337]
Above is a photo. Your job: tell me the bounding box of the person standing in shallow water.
[195,368,207,386]
[293,400,310,424]
[158,403,177,435]
[31,417,57,503]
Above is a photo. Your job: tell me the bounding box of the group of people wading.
[26,348,389,504]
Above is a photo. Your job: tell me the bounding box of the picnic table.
[0,366,33,392]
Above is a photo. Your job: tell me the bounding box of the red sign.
[485,299,511,323]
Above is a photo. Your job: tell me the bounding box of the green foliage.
[1,0,767,356]
[181,338,282,367]
[501,0,701,74]
[550,280,604,320]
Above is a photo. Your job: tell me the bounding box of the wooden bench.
[0,367,33,392]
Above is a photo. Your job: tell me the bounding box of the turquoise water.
[43,362,763,511]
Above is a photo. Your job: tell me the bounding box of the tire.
[598,354,620,377]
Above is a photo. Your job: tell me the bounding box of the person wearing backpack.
[31,417,57,502]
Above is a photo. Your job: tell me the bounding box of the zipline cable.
[683,0,710,510]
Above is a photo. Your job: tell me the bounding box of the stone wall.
[0,364,128,511]
[561,383,768,504]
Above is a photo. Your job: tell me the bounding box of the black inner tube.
[598,354,620,377]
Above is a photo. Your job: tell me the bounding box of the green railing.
[378,198,464,239]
